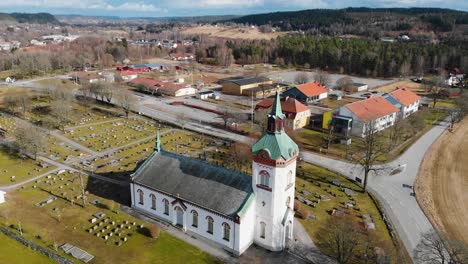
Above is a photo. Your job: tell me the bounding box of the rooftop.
[221,76,271,86]
[389,87,421,106]
[256,97,309,114]
[295,81,328,97]
[345,96,399,122]
[132,150,253,217]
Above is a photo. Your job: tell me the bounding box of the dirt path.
[415,117,468,245]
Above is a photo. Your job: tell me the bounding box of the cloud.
[0,0,164,12]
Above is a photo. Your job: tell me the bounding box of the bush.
[149,225,160,239]
[294,200,310,219]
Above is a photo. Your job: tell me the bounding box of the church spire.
[155,130,162,152]
[267,92,285,134]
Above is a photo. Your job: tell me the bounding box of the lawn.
[45,136,92,163]
[0,232,54,264]
[294,162,393,249]
[0,113,17,137]
[0,146,55,186]
[0,171,220,264]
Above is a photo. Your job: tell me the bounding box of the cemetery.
[61,117,163,152]
[294,162,392,247]
[0,170,219,264]
[0,145,55,186]
[88,129,227,178]
[46,137,92,163]
[0,114,16,138]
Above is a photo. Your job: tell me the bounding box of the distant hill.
[229,7,468,32]
[0,12,60,24]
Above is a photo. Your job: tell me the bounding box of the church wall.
[236,198,256,255]
[131,183,240,253]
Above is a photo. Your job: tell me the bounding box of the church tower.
[251,92,299,251]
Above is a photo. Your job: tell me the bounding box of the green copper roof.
[252,132,299,161]
[269,92,285,119]
[155,130,161,152]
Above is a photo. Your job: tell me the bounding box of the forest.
[0,12,60,24]
[230,7,468,33]
[195,35,468,78]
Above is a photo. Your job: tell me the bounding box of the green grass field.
[0,233,53,264]
[0,146,55,186]
[0,171,220,264]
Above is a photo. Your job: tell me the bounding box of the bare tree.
[79,173,87,208]
[336,77,354,92]
[176,112,190,130]
[3,94,19,113]
[294,72,310,84]
[218,105,234,128]
[115,87,136,118]
[228,142,251,172]
[50,100,73,130]
[351,120,388,191]
[14,123,48,160]
[414,231,462,264]
[314,70,331,87]
[316,216,364,264]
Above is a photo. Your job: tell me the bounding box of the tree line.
[195,35,468,78]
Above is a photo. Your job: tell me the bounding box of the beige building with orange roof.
[256,96,311,130]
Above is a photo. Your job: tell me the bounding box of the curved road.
[301,120,449,258]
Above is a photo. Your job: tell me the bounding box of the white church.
[130,92,299,256]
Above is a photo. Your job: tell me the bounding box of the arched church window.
[207,216,214,234]
[260,222,266,239]
[287,170,293,186]
[150,193,156,210]
[222,223,230,241]
[163,199,169,215]
[259,171,270,187]
[137,189,144,205]
[191,210,198,227]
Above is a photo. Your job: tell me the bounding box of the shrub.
[149,225,160,239]
[294,200,310,219]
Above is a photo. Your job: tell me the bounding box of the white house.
[339,96,399,137]
[0,191,5,204]
[197,90,215,100]
[130,92,298,256]
[388,88,421,118]
[119,71,138,81]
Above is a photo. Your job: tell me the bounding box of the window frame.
[137,189,144,205]
[207,216,214,234]
[222,223,230,241]
[150,193,156,210]
[163,199,169,215]
[191,210,198,228]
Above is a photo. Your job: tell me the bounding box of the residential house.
[338,96,399,137]
[220,76,273,95]
[197,90,215,100]
[119,71,139,81]
[169,53,194,61]
[388,88,421,118]
[256,96,311,130]
[131,92,298,256]
[129,78,197,97]
[70,72,105,84]
[282,81,328,104]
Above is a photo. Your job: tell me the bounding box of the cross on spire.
[267,92,285,134]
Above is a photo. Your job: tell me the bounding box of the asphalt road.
[301,120,449,258]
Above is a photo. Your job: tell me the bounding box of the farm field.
[415,117,468,245]
[0,232,53,264]
[180,25,286,40]
[0,171,220,264]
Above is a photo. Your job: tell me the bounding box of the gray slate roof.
[221,76,270,86]
[132,150,253,217]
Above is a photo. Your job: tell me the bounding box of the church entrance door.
[176,207,183,227]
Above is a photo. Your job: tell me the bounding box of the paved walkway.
[300,120,449,258]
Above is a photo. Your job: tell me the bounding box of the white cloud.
[0,0,164,12]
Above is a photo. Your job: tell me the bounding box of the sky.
[0,0,467,17]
